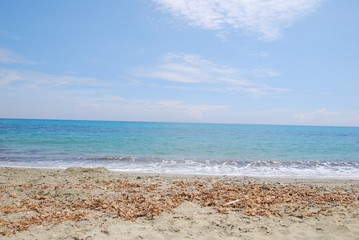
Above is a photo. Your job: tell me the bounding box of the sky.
[0,0,358,126]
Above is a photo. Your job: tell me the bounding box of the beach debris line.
[0,177,358,235]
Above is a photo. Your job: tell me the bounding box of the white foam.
[1,157,358,179]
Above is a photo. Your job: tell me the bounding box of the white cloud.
[134,53,289,96]
[153,0,323,40]
[146,70,201,83]
[0,48,32,64]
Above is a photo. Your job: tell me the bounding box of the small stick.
[225,199,240,205]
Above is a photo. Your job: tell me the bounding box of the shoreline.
[1,165,359,181]
[1,167,358,239]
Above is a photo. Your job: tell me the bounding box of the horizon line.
[1,117,358,128]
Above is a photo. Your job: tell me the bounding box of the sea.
[0,118,358,179]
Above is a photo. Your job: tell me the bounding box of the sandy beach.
[0,167,358,240]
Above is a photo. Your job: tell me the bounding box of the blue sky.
[0,0,358,126]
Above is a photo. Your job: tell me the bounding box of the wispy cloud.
[133,53,289,96]
[150,100,227,118]
[294,108,338,121]
[76,96,228,119]
[0,67,228,121]
[0,68,106,88]
[153,0,323,40]
[294,108,339,121]
[0,48,32,64]
[0,30,20,40]
[257,51,271,58]
[294,108,359,126]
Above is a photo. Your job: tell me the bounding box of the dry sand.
[0,167,358,240]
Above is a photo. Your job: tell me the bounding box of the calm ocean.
[0,118,358,178]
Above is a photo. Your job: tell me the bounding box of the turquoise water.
[0,118,358,178]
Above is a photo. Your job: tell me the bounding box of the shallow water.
[0,119,358,178]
